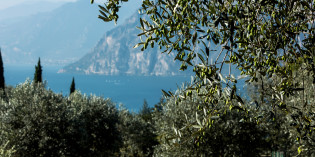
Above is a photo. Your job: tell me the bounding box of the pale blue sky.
[0,0,136,11]
[0,0,142,10]
[0,0,76,10]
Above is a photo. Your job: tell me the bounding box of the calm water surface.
[4,65,191,111]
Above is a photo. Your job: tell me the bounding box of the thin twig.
[215,47,225,65]
[219,51,229,73]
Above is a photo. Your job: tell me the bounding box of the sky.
[0,0,77,10]
[0,0,109,11]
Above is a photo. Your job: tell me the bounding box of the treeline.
[0,49,155,156]
[0,78,312,156]
[0,81,158,156]
[0,49,157,156]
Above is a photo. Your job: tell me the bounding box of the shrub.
[0,141,16,157]
[152,85,277,156]
[0,80,121,156]
[118,105,158,157]
[65,92,121,157]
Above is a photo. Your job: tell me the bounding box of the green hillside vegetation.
[0,80,158,156]
[0,55,313,156]
[0,77,312,156]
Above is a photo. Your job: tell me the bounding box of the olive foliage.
[118,105,158,157]
[153,83,299,156]
[93,0,314,153]
[247,66,315,155]
[0,80,121,156]
[0,80,159,156]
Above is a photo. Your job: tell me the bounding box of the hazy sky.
[0,0,133,11]
[0,0,77,10]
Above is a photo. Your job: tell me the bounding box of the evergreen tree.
[34,58,42,83]
[139,99,152,122]
[0,48,5,90]
[70,77,75,94]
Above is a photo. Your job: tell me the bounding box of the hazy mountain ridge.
[60,13,185,76]
[0,0,141,66]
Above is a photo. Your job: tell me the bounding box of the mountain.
[0,0,141,66]
[60,12,185,76]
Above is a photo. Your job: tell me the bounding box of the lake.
[4,65,191,111]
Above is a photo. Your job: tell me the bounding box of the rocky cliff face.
[60,13,184,76]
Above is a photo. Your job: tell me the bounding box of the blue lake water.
[4,65,191,111]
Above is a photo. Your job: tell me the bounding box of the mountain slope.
[60,12,184,76]
[0,0,141,66]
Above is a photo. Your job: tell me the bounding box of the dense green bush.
[247,71,315,156]
[152,84,288,156]
[64,91,121,156]
[0,80,121,156]
[118,105,158,157]
[0,141,16,157]
[0,80,160,157]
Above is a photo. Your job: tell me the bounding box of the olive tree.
[152,84,287,156]
[0,80,121,156]
[247,65,315,155]
[117,106,158,157]
[92,0,314,154]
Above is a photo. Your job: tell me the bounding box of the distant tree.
[0,48,5,90]
[118,107,158,157]
[139,99,152,122]
[33,58,42,83]
[70,77,75,94]
[153,97,165,113]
